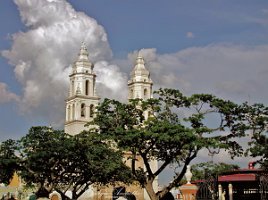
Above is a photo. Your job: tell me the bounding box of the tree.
[0,126,132,199]
[190,162,240,181]
[89,88,251,200]
[0,139,19,185]
[245,103,268,168]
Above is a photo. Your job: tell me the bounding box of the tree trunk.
[144,181,158,200]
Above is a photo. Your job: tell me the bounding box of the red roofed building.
[195,163,268,200]
[218,168,266,200]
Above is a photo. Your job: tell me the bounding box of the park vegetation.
[88,88,268,200]
[0,88,267,200]
[0,127,132,199]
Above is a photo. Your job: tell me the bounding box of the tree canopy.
[0,139,19,185]
[89,88,259,200]
[0,126,132,199]
[1,88,267,200]
[245,103,268,168]
[190,162,240,181]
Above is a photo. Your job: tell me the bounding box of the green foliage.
[245,103,268,168]
[0,139,19,185]
[0,126,132,199]
[191,162,240,181]
[89,88,252,200]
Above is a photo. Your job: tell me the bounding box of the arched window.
[90,104,94,118]
[144,88,148,99]
[81,103,85,117]
[85,80,89,96]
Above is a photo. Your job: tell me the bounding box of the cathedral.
[64,43,157,200]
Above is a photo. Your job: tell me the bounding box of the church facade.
[64,43,157,200]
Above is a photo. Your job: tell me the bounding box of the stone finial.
[77,42,89,62]
[185,165,193,184]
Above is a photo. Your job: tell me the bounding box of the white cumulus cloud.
[118,44,268,104]
[0,82,19,103]
[2,0,268,131]
[94,61,128,101]
[2,0,126,127]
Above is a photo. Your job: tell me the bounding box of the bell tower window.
[90,104,94,118]
[130,89,133,99]
[85,80,89,96]
[144,88,148,99]
[81,103,85,117]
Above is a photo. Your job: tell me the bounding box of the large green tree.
[89,88,252,200]
[0,126,132,199]
[245,103,268,168]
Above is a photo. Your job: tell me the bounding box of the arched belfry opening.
[81,103,86,117]
[85,80,89,96]
[144,88,148,99]
[90,104,94,118]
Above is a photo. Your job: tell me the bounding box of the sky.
[0,0,268,183]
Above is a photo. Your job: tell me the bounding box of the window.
[72,81,75,95]
[130,89,133,98]
[144,88,148,99]
[85,80,89,95]
[81,103,85,117]
[90,104,94,118]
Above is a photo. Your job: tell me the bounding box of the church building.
[64,43,157,200]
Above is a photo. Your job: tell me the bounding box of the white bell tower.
[64,43,100,135]
[128,52,153,101]
[128,52,158,200]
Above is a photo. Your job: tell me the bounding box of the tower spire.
[77,42,90,62]
[72,42,94,74]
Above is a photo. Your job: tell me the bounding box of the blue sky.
[0,0,268,181]
[68,0,268,54]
